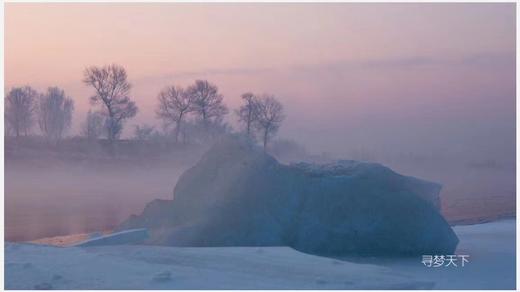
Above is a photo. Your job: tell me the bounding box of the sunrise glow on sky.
[5,3,516,158]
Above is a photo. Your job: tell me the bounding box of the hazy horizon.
[5,3,516,161]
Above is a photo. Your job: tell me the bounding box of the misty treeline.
[5,64,286,151]
[5,86,74,141]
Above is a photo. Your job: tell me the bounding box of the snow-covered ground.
[5,219,515,290]
[337,219,516,289]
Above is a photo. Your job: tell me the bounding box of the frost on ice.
[118,136,459,256]
[74,228,148,247]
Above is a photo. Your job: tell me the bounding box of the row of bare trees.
[5,64,286,149]
[154,81,285,149]
[155,80,229,144]
[5,86,74,142]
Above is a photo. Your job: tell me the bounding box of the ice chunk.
[291,160,442,209]
[118,199,175,231]
[119,136,458,256]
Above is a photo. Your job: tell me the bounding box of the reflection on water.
[5,163,186,241]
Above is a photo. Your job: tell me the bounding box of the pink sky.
[5,3,516,159]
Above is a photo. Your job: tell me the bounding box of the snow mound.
[4,244,434,289]
[74,229,148,247]
[6,220,515,289]
[119,136,458,256]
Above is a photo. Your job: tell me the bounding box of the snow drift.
[6,220,515,289]
[118,136,458,256]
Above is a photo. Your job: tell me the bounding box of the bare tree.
[81,110,104,140]
[255,95,285,150]
[83,64,138,141]
[133,124,155,141]
[187,80,228,128]
[4,119,13,137]
[38,87,74,142]
[155,86,193,143]
[235,92,259,138]
[5,86,38,137]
